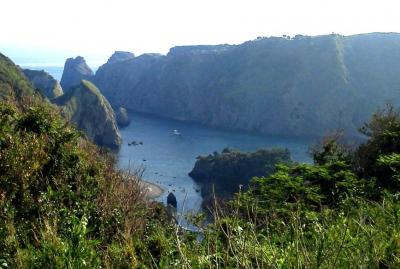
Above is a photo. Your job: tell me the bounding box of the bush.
[0,102,158,267]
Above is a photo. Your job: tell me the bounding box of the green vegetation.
[94,33,400,138]
[1,52,400,268]
[189,148,291,200]
[53,80,122,149]
[0,54,36,104]
[2,102,399,268]
[0,102,163,268]
[23,69,63,99]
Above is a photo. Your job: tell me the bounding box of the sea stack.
[60,56,94,92]
[116,106,130,127]
[167,192,177,209]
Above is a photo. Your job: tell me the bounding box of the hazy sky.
[1,0,399,65]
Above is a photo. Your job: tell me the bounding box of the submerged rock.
[60,56,93,92]
[54,80,121,149]
[116,106,130,127]
[23,69,63,99]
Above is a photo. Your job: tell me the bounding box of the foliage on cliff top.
[1,51,400,267]
[53,79,122,149]
[1,102,400,268]
[0,53,37,104]
[0,56,167,268]
[189,148,291,198]
[23,69,63,99]
[0,100,173,268]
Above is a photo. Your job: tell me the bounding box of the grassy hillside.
[0,55,166,268]
[1,102,397,268]
[23,69,63,99]
[0,53,37,104]
[1,51,400,268]
[54,80,122,149]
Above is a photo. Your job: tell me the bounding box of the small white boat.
[173,129,181,135]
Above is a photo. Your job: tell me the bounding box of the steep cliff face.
[54,80,121,149]
[94,33,400,138]
[94,53,162,105]
[23,69,63,99]
[60,56,94,92]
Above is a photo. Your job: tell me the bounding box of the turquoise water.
[118,112,313,215]
[26,65,314,215]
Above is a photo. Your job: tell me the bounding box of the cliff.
[60,56,94,92]
[54,80,121,149]
[94,53,162,104]
[23,69,63,99]
[93,33,400,138]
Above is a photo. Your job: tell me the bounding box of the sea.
[22,65,314,217]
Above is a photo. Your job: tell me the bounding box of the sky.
[1,0,399,66]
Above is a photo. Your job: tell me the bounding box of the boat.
[173,129,181,136]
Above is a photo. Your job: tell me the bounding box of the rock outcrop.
[107,51,135,64]
[167,192,177,209]
[60,56,93,92]
[23,69,63,99]
[93,33,400,138]
[116,106,130,127]
[189,148,291,200]
[54,80,121,149]
[1,53,121,150]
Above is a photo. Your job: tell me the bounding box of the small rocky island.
[116,106,130,127]
[189,148,291,201]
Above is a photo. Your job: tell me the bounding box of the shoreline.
[139,180,164,199]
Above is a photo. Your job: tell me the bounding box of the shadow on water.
[117,111,314,221]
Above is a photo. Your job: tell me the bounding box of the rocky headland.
[54,80,122,149]
[92,33,400,138]
[23,69,63,99]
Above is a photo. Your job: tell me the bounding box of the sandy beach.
[139,180,164,199]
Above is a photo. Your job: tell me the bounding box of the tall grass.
[164,194,400,268]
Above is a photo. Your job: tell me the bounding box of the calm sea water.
[118,112,313,215]
[21,65,64,81]
[21,65,98,81]
[27,65,314,216]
